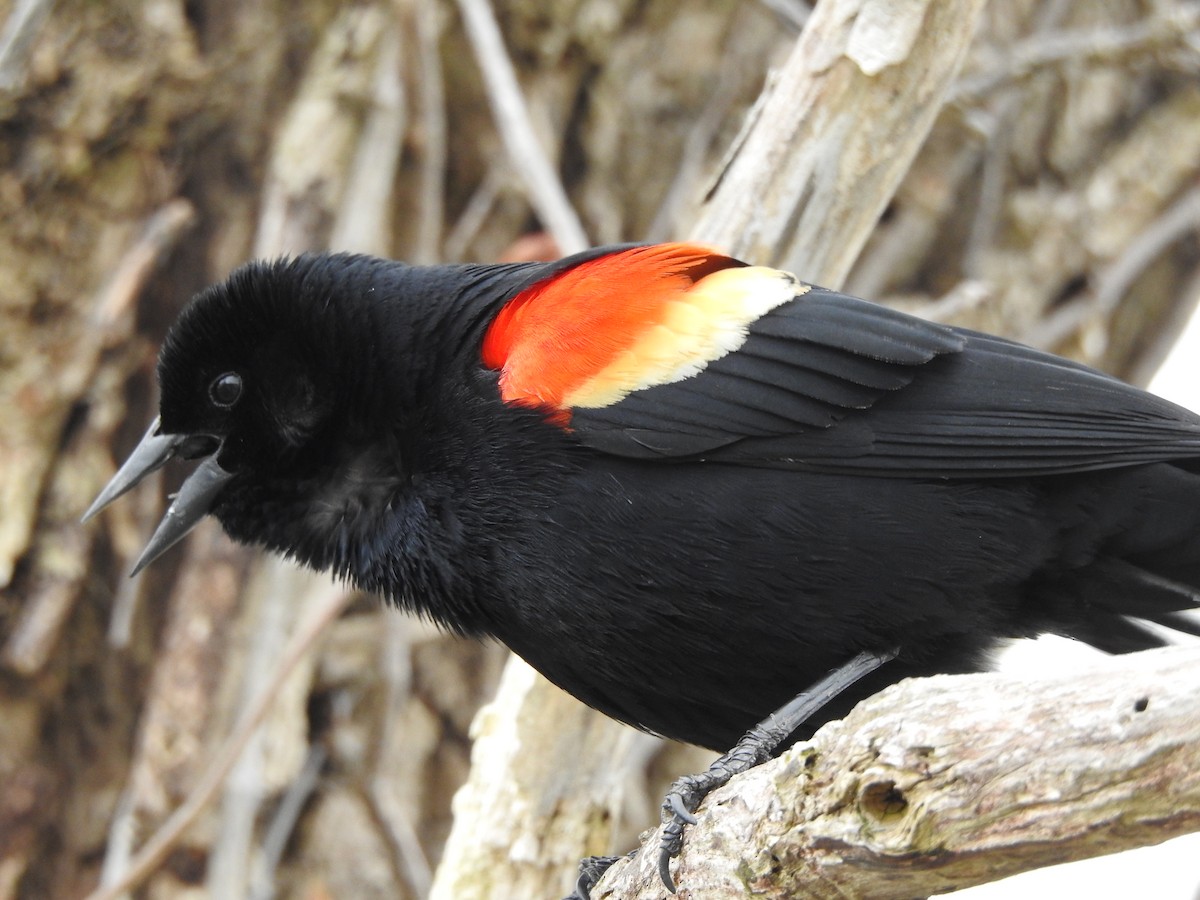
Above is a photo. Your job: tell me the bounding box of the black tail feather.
[1034,548,1200,654]
[1148,610,1200,638]
[1088,560,1198,616]
[1064,614,1166,655]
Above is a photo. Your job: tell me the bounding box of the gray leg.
[658,648,899,892]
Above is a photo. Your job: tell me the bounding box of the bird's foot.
[656,647,900,892]
[563,854,626,900]
[657,725,778,891]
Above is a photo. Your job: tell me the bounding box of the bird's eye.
[209,372,243,408]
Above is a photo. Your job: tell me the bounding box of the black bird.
[86,243,1200,891]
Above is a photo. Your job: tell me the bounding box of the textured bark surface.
[595,646,1200,898]
[692,0,990,284]
[1,0,1199,898]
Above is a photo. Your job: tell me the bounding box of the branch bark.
[692,0,989,285]
[593,646,1200,898]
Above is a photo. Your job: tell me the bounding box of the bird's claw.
[667,791,698,825]
[658,819,683,893]
[657,772,714,891]
[565,855,623,900]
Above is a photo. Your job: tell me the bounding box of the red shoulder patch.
[482,243,799,417]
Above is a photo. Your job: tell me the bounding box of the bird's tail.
[1034,462,1200,653]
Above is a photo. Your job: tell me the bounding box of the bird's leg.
[657,647,899,892]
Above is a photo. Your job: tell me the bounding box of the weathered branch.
[429,658,650,900]
[691,0,988,284]
[86,578,353,900]
[453,0,589,254]
[593,646,1200,898]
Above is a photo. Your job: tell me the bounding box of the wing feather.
[569,285,1200,476]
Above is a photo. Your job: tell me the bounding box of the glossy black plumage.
[96,245,1200,755]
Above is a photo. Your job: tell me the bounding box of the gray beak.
[83,416,234,574]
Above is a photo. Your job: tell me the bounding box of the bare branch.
[453,0,589,254]
[90,199,197,332]
[249,744,327,900]
[368,610,433,896]
[594,646,1200,898]
[756,0,811,33]
[83,583,354,900]
[691,0,989,285]
[444,165,504,261]
[329,25,407,256]
[950,7,1200,103]
[963,0,1072,279]
[0,0,54,90]
[1025,183,1200,351]
[411,0,448,264]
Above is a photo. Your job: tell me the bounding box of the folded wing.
[570,286,1200,477]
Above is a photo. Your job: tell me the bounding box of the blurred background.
[2,0,1200,897]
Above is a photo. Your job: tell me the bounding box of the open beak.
[83,416,235,575]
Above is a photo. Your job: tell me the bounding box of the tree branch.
[454,0,589,254]
[593,646,1200,898]
[692,0,988,286]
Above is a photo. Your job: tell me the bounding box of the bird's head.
[82,252,467,574]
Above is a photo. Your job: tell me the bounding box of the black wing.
[570,286,1200,477]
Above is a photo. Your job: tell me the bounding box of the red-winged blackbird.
[87,243,1200,891]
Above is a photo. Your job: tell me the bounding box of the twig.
[366,610,432,895]
[330,24,407,256]
[0,0,54,90]
[0,535,87,674]
[755,0,810,33]
[412,0,447,263]
[82,584,354,900]
[1133,260,1200,388]
[90,199,197,333]
[962,100,1016,280]
[1092,183,1200,315]
[106,473,162,647]
[963,0,1072,279]
[253,6,389,257]
[1025,183,1200,350]
[248,744,327,900]
[206,560,306,897]
[844,143,982,300]
[950,8,1200,103]
[97,788,137,895]
[907,279,992,324]
[443,165,504,261]
[453,0,589,254]
[367,776,433,897]
[644,49,747,244]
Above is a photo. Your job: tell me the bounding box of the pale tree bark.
[692,0,990,285]
[594,646,1200,898]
